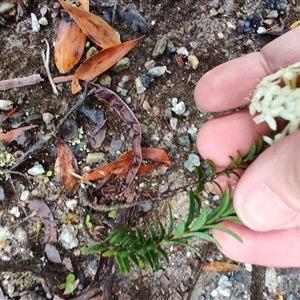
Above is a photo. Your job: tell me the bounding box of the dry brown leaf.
[54,0,89,73]
[58,0,121,49]
[71,36,143,94]
[54,142,79,196]
[0,125,37,144]
[81,147,171,182]
[202,261,242,273]
[54,18,87,73]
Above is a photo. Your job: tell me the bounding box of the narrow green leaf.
[135,227,145,244]
[157,220,165,241]
[171,240,201,257]
[243,140,257,162]
[228,156,236,169]
[119,234,137,248]
[156,247,169,263]
[200,224,243,243]
[166,204,174,237]
[235,151,243,166]
[147,225,157,242]
[218,215,243,224]
[205,159,216,177]
[206,188,230,224]
[185,191,196,229]
[116,254,130,274]
[189,202,207,231]
[106,227,128,245]
[129,253,139,266]
[194,181,204,196]
[145,250,159,271]
[173,218,186,239]
[220,201,236,217]
[82,243,107,255]
[182,231,221,248]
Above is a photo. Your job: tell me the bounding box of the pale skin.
[195,26,300,267]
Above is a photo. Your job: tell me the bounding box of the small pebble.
[9,206,20,218]
[217,32,224,39]
[167,40,176,53]
[135,77,146,94]
[20,190,30,201]
[266,10,279,18]
[187,124,198,140]
[184,154,200,172]
[0,186,5,201]
[59,225,78,249]
[148,66,167,77]
[178,135,190,149]
[152,38,167,58]
[110,140,123,152]
[86,152,105,164]
[31,13,40,32]
[169,117,178,130]
[39,16,48,26]
[0,100,13,110]
[188,54,199,69]
[257,27,266,34]
[27,164,45,176]
[112,57,130,72]
[209,8,218,17]
[118,75,130,87]
[172,101,186,115]
[144,60,155,70]
[65,199,78,211]
[86,46,98,58]
[99,74,111,87]
[42,112,54,125]
[176,47,189,57]
[140,73,155,88]
[45,244,61,263]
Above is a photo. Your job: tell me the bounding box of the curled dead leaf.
[54,142,79,196]
[0,125,37,144]
[71,37,143,94]
[58,0,121,49]
[202,261,242,273]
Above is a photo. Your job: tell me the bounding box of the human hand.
[194,26,300,267]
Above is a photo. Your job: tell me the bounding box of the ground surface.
[0,0,300,299]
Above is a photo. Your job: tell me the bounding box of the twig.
[9,82,91,171]
[41,39,59,95]
[53,74,74,83]
[0,74,44,91]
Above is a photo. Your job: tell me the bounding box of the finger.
[213,221,300,267]
[196,110,269,167]
[195,26,300,112]
[234,131,300,231]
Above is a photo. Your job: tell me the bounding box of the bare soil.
[0,1,300,299]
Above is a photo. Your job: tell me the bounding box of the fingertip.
[213,221,300,267]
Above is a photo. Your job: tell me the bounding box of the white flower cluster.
[249,61,300,145]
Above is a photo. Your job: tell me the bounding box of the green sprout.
[108,210,118,219]
[58,274,76,295]
[85,215,93,229]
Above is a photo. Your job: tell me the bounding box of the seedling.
[85,214,93,229]
[58,274,76,295]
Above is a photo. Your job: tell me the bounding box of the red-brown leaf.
[58,0,121,49]
[81,147,171,182]
[71,37,143,94]
[54,142,79,196]
[54,18,87,74]
[0,125,37,144]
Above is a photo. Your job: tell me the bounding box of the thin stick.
[41,39,59,95]
[9,82,91,171]
[0,74,44,91]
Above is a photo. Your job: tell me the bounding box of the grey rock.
[112,57,130,72]
[27,164,45,176]
[184,153,200,172]
[59,225,78,250]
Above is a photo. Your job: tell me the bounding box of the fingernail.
[237,184,298,231]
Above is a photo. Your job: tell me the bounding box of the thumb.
[234,130,300,231]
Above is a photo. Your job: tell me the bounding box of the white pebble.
[135,77,146,94]
[169,117,178,130]
[148,66,167,77]
[59,225,78,249]
[9,207,20,218]
[188,54,199,70]
[39,17,48,26]
[27,164,45,176]
[176,47,189,57]
[172,101,186,115]
[31,13,40,32]
[65,199,78,211]
[0,100,13,111]
[217,32,224,39]
[20,190,30,201]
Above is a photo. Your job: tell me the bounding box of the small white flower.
[249,61,300,144]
